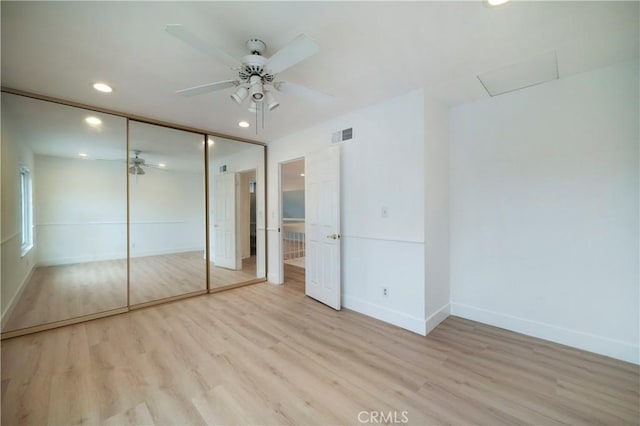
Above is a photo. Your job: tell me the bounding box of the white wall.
[424,96,451,333]
[35,155,205,265]
[282,180,304,192]
[450,60,639,364]
[129,166,205,258]
[1,112,37,322]
[268,89,429,334]
[35,155,127,264]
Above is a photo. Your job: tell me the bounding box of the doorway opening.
[280,158,305,291]
[238,168,258,272]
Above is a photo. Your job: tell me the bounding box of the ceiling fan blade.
[176,80,238,97]
[144,163,167,170]
[266,34,319,74]
[94,158,125,162]
[165,24,241,69]
[275,81,333,105]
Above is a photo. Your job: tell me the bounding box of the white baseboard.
[425,303,450,334]
[1,265,34,329]
[131,246,203,259]
[450,302,639,365]
[37,246,203,267]
[38,253,125,267]
[267,272,283,284]
[343,295,426,335]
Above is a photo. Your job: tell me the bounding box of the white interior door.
[213,172,239,270]
[305,145,341,310]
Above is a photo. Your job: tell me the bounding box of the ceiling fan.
[128,151,164,175]
[165,24,332,113]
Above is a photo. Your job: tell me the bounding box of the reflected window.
[20,166,33,256]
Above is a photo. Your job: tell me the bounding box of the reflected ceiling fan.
[165,24,332,114]
[128,151,164,175]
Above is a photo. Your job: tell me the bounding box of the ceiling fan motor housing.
[239,39,275,88]
[239,53,275,83]
[246,38,266,55]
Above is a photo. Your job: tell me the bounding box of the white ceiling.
[2,1,638,143]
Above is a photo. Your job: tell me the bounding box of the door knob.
[326,233,341,240]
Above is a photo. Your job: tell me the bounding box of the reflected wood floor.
[2,264,639,425]
[3,252,259,332]
[210,255,257,290]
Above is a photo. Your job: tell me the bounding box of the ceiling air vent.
[331,127,353,144]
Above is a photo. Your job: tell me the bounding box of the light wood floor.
[3,252,260,332]
[284,256,305,269]
[1,264,638,425]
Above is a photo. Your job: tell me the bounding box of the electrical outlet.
[381,207,389,218]
[383,287,388,297]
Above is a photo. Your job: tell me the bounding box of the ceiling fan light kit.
[265,89,279,111]
[129,165,146,175]
[248,75,264,101]
[230,86,248,104]
[128,150,165,176]
[165,25,332,131]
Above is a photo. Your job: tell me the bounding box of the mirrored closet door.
[128,121,207,305]
[208,136,266,290]
[1,93,128,332]
[1,91,267,338]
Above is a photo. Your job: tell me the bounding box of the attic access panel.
[478,51,559,96]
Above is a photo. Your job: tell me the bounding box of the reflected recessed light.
[208,138,215,145]
[93,82,113,93]
[158,163,166,168]
[238,121,250,128]
[85,116,102,126]
[300,173,305,177]
[79,153,88,158]
[486,0,511,5]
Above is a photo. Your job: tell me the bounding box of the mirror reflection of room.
[128,121,206,305]
[1,93,128,332]
[208,136,265,289]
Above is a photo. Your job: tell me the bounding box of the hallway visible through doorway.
[280,158,305,282]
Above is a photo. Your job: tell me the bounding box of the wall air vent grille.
[331,127,354,144]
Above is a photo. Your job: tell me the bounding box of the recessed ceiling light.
[158,163,166,168]
[78,153,88,158]
[238,121,250,128]
[208,138,215,145]
[93,82,113,93]
[85,116,102,126]
[486,0,511,6]
[300,173,305,177]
